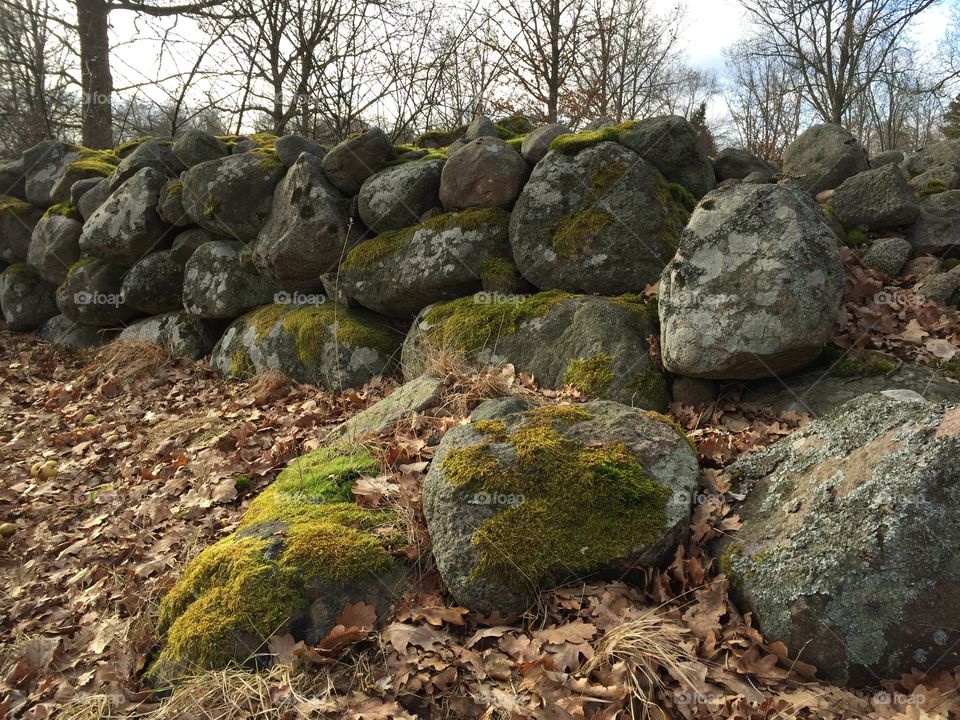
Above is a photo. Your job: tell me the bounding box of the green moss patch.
[479,256,522,292]
[549,127,622,155]
[919,179,949,198]
[563,354,614,396]
[653,172,691,250]
[0,194,34,217]
[845,228,870,248]
[628,367,670,409]
[548,162,626,258]
[162,179,184,201]
[67,148,120,177]
[42,202,81,221]
[441,408,670,589]
[825,347,896,378]
[154,446,397,675]
[113,136,151,157]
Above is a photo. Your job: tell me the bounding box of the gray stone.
[252,153,350,291]
[321,128,395,195]
[423,400,699,612]
[0,197,43,263]
[439,137,528,211]
[903,255,942,278]
[232,139,258,154]
[909,164,960,192]
[509,141,685,294]
[157,179,191,227]
[870,149,904,168]
[782,124,869,195]
[80,167,173,267]
[56,258,136,326]
[861,237,913,276]
[172,130,228,168]
[210,302,403,390]
[713,393,960,686]
[40,314,113,347]
[618,115,715,197]
[26,214,82,285]
[907,190,960,255]
[902,138,960,177]
[464,115,499,140]
[110,138,185,190]
[121,250,185,314]
[22,140,77,207]
[445,139,467,156]
[49,158,116,206]
[520,124,570,165]
[118,311,222,359]
[78,179,112,221]
[0,157,27,200]
[916,272,960,305]
[182,240,277,319]
[274,134,325,167]
[742,170,772,184]
[713,148,777,181]
[357,159,443,233]
[829,164,919,230]
[69,177,102,207]
[403,292,668,409]
[0,263,58,330]
[170,227,214,266]
[181,152,286,242]
[331,374,444,440]
[338,208,511,318]
[660,183,844,379]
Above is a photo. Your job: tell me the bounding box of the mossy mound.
[211,302,403,390]
[153,446,403,680]
[423,400,699,611]
[548,125,634,155]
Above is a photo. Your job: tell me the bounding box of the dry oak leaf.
[382,622,450,654]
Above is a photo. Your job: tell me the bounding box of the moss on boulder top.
[152,446,405,681]
[423,399,699,611]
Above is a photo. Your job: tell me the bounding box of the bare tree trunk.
[76,0,113,148]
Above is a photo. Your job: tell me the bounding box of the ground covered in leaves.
[2,251,959,719]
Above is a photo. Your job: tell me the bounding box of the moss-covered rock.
[338,208,512,318]
[56,258,137,327]
[117,311,223,359]
[110,137,185,190]
[618,116,716,198]
[357,158,444,233]
[0,263,58,330]
[510,141,687,294]
[151,446,407,681]
[712,393,960,686]
[26,213,83,285]
[403,291,667,408]
[172,129,229,168]
[49,148,120,204]
[22,139,80,207]
[321,128,395,195]
[0,194,43,264]
[211,302,403,390]
[423,400,699,611]
[182,240,277,319]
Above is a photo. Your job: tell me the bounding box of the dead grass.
[80,340,173,386]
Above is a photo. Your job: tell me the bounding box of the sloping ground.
[2,249,960,718]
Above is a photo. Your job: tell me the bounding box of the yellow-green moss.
[826,347,896,378]
[610,293,658,326]
[0,194,34,217]
[644,410,697,455]
[479,256,522,292]
[247,133,278,148]
[422,289,572,356]
[473,419,508,440]
[230,347,254,377]
[627,367,670,409]
[154,447,396,675]
[548,162,626,257]
[441,407,669,589]
[549,127,622,155]
[718,543,744,584]
[42,201,81,221]
[249,146,283,171]
[943,258,960,271]
[845,228,869,248]
[66,148,120,177]
[113,136,151,157]
[162,179,183,201]
[919,179,949,198]
[341,227,414,270]
[270,446,378,502]
[653,172,691,251]
[506,136,524,152]
[203,196,219,218]
[563,354,614,396]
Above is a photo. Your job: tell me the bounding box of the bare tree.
[724,40,803,160]
[491,0,586,122]
[738,0,940,125]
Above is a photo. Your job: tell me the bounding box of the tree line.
[1,0,959,159]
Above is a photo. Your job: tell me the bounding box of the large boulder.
[424,400,699,612]
[274,134,324,167]
[150,446,407,681]
[439,137,528,211]
[22,140,77,207]
[121,250,185,314]
[0,158,27,200]
[907,190,960,255]
[618,116,715,198]
[520,123,570,165]
[69,177,103,207]
[659,183,844,379]
[172,130,228,168]
[909,164,960,193]
[78,178,112,221]
[403,291,668,408]
[211,302,403,389]
[509,142,688,294]
[782,124,869,195]
[181,151,286,242]
[713,148,777,182]
[48,151,119,205]
[157,179,191,227]
[40,314,113,347]
[182,240,276,319]
[901,138,960,177]
[828,164,919,230]
[170,227,214,266]
[464,115,498,140]
[26,212,83,285]
[357,159,443,233]
[80,167,173,267]
[321,128,395,195]
[251,154,349,291]
[56,258,137,326]
[118,311,222,359]
[337,208,511,318]
[110,137,185,189]
[0,195,43,263]
[714,394,960,686]
[861,237,913,276]
[0,264,58,330]
[331,374,444,441]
